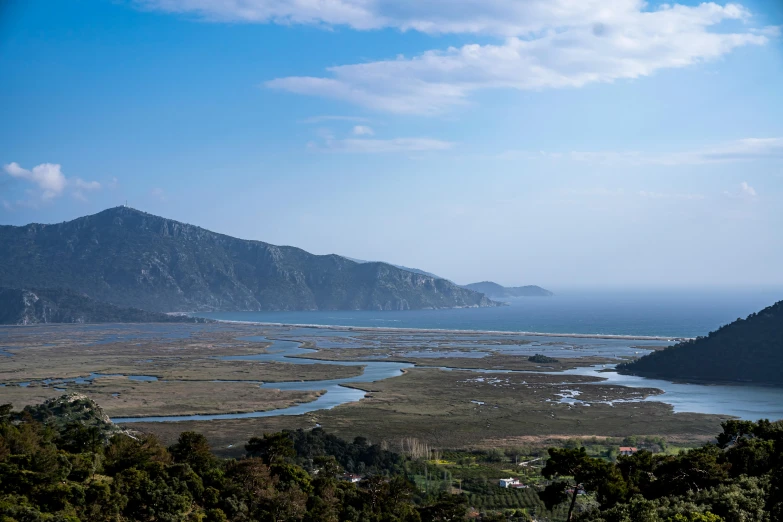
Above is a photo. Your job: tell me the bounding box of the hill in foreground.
[18,393,127,438]
[0,206,498,313]
[0,286,201,325]
[462,281,553,298]
[619,300,783,385]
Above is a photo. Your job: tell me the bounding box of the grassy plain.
[0,325,362,384]
[133,368,724,457]
[0,378,322,417]
[0,324,356,418]
[0,324,725,458]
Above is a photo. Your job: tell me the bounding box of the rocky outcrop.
[21,393,129,438]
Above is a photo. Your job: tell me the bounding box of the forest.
[1,396,782,521]
[618,300,783,385]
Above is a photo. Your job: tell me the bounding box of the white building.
[499,478,521,488]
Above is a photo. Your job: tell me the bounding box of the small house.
[499,478,521,488]
[619,447,638,456]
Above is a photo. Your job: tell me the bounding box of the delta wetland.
[0,322,734,455]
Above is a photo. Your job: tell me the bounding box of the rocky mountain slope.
[619,300,783,385]
[347,257,445,280]
[0,207,498,312]
[462,281,553,298]
[0,286,200,324]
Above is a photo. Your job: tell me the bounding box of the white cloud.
[502,137,783,166]
[301,115,371,124]
[265,2,769,113]
[570,187,626,198]
[71,178,102,201]
[352,125,374,136]
[740,181,757,197]
[3,162,104,203]
[574,188,707,201]
[751,25,782,38]
[638,190,705,201]
[311,137,453,153]
[73,178,101,191]
[4,162,67,200]
[694,138,783,163]
[315,127,336,141]
[150,187,167,201]
[137,1,773,115]
[723,181,758,199]
[134,0,755,37]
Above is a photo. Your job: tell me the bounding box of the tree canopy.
[2,397,783,522]
[619,300,783,385]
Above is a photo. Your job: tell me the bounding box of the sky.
[1,0,782,289]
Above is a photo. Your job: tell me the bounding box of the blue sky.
[1,0,782,288]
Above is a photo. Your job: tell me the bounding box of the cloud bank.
[267,3,767,113]
[311,136,453,153]
[501,137,783,166]
[136,1,775,114]
[3,162,102,204]
[135,0,755,36]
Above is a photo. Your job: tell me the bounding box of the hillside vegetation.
[1,396,782,521]
[0,286,200,325]
[0,207,498,313]
[619,300,783,385]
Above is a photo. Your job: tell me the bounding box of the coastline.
[199,317,690,342]
[616,368,783,388]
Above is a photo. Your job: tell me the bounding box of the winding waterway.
[112,334,783,423]
[112,337,414,423]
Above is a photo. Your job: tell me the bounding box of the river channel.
[112,335,783,423]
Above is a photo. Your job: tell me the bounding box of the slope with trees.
[618,300,783,385]
[4,394,783,521]
[0,396,467,522]
[0,286,202,325]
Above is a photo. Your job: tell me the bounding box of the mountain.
[0,207,499,313]
[345,257,445,280]
[462,281,554,298]
[0,286,201,325]
[618,300,783,385]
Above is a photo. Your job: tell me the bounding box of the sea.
[4,287,780,423]
[195,288,783,339]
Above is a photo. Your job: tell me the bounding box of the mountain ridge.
[462,281,554,298]
[344,257,445,280]
[0,207,499,313]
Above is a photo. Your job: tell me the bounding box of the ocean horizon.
[195,287,783,338]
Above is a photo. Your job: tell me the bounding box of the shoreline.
[616,369,783,389]
[202,318,690,342]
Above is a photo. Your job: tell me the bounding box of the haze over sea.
[197,288,783,338]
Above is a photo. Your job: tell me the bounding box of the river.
[112,333,783,423]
